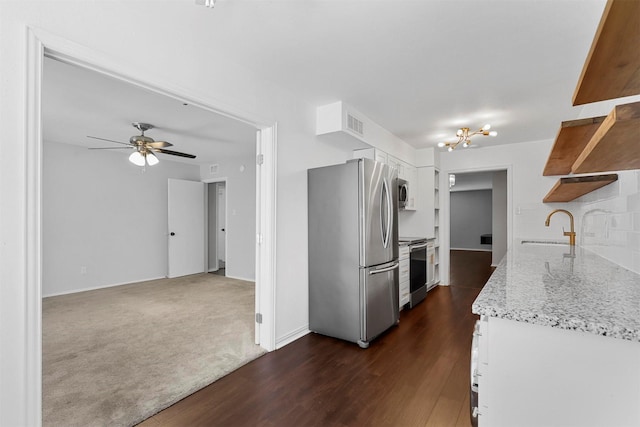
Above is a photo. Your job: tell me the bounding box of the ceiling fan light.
[129,151,146,166]
[146,151,159,166]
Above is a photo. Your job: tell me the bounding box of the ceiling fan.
[87,122,196,166]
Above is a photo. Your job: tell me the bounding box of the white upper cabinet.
[352,147,388,164]
[403,164,417,211]
[386,155,404,180]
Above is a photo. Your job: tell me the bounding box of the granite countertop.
[472,240,640,341]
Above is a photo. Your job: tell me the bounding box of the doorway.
[208,181,227,276]
[24,28,278,425]
[446,169,509,285]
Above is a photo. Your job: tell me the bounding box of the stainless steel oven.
[399,237,428,308]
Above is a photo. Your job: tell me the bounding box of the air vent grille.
[346,113,364,136]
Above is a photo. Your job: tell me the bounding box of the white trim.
[24,27,279,424]
[202,177,228,274]
[276,327,311,350]
[225,274,255,283]
[255,125,277,351]
[25,27,44,427]
[41,276,167,298]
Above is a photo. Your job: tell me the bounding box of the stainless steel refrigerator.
[308,158,399,348]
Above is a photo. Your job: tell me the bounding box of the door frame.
[204,179,228,273]
[440,165,512,286]
[25,27,277,425]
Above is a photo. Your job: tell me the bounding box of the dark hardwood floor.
[139,251,493,427]
[448,250,495,289]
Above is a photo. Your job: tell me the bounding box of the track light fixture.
[438,124,498,151]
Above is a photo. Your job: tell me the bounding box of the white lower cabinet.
[478,316,640,427]
[398,245,410,308]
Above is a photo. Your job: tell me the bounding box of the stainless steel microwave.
[398,179,408,209]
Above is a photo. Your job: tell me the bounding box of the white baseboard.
[276,325,311,350]
[42,275,166,298]
[225,274,256,283]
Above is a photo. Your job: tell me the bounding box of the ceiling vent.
[316,101,368,144]
[346,113,364,136]
[316,100,410,154]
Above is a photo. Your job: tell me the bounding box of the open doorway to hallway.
[208,181,227,276]
[448,170,507,286]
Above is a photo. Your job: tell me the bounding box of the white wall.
[450,190,493,251]
[42,141,201,296]
[200,154,256,282]
[577,170,640,274]
[492,170,508,266]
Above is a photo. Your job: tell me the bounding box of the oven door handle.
[410,242,428,251]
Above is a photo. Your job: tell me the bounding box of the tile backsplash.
[578,170,640,274]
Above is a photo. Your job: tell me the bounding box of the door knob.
[170,232,175,236]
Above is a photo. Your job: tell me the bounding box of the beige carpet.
[42,273,266,427]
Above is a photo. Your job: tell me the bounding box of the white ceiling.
[42,58,258,165]
[43,0,634,163]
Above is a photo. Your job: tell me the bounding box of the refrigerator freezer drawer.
[358,261,399,348]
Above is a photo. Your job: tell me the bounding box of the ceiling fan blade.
[87,135,132,146]
[154,148,196,159]
[88,147,133,150]
[147,141,173,148]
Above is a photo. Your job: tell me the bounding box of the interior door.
[168,178,205,278]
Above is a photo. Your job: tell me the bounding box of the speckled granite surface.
[472,241,640,341]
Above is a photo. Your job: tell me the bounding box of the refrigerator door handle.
[369,262,399,275]
[380,178,391,249]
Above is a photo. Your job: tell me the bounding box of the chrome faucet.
[545,209,576,246]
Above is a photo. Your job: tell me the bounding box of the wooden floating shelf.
[543,174,618,203]
[572,101,640,173]
[573,0,640,105]
[542,116,606,176]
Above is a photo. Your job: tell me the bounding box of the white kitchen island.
[472,241,640,427]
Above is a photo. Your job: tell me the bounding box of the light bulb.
[456,129,463,136]
[482,124,491,131]
[489,131,498,137]
[462,141,469,148]
[447,146,453,152]
[437,142,445,148]
[146,151,159,166]
[129,151,146,166]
